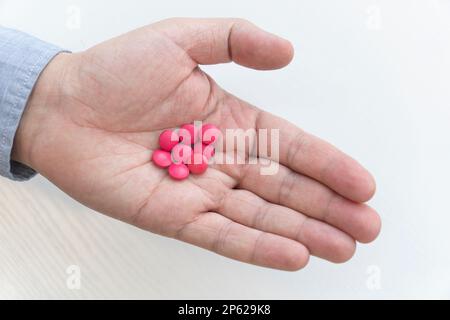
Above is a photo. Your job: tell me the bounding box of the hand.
[13,18,380,271]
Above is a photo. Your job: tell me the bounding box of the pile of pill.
[151,123,221,180]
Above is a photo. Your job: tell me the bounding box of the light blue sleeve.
[0,27,66,181]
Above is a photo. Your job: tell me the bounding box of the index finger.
[255,107,376,202]
[212,95,376,203]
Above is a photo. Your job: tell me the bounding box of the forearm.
[12,53,72,170]
[0,27,66,180]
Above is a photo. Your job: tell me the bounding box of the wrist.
[11,52,73,170]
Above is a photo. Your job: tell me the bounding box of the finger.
[208,95,376,202]
[175,211,309,271]
[259,110,376,202]
[217,189,356,263]
[215,160,381,243]
[152,18,294,70]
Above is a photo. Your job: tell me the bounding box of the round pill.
[179,124,199,145]
[159,129,179,151]
[168,163,190,180]
[193,142,215,160]
[201,124,221,145]
[151,149,172,168]
[187,154,208,175]
[171,143,193,164]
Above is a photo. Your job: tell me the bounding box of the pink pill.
[193,142,215,160]
[168,163,190,180]
[159,129,179,151]
[171,143,193,164]
[187,154,208,175]
[179,124,199,145]
[201,124,221,145]
[151,149,172,168]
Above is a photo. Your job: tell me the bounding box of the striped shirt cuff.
[0,27,65,181]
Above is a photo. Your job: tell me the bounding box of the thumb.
[152,18,294,70]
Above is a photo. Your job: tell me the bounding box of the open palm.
[17,18,380,270]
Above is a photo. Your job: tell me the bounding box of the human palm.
[15,18,380,270]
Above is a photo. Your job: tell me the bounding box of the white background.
[1,0,450,299]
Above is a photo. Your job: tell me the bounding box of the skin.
[12,18,381,271]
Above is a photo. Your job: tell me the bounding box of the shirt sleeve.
[0,27,66,181]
